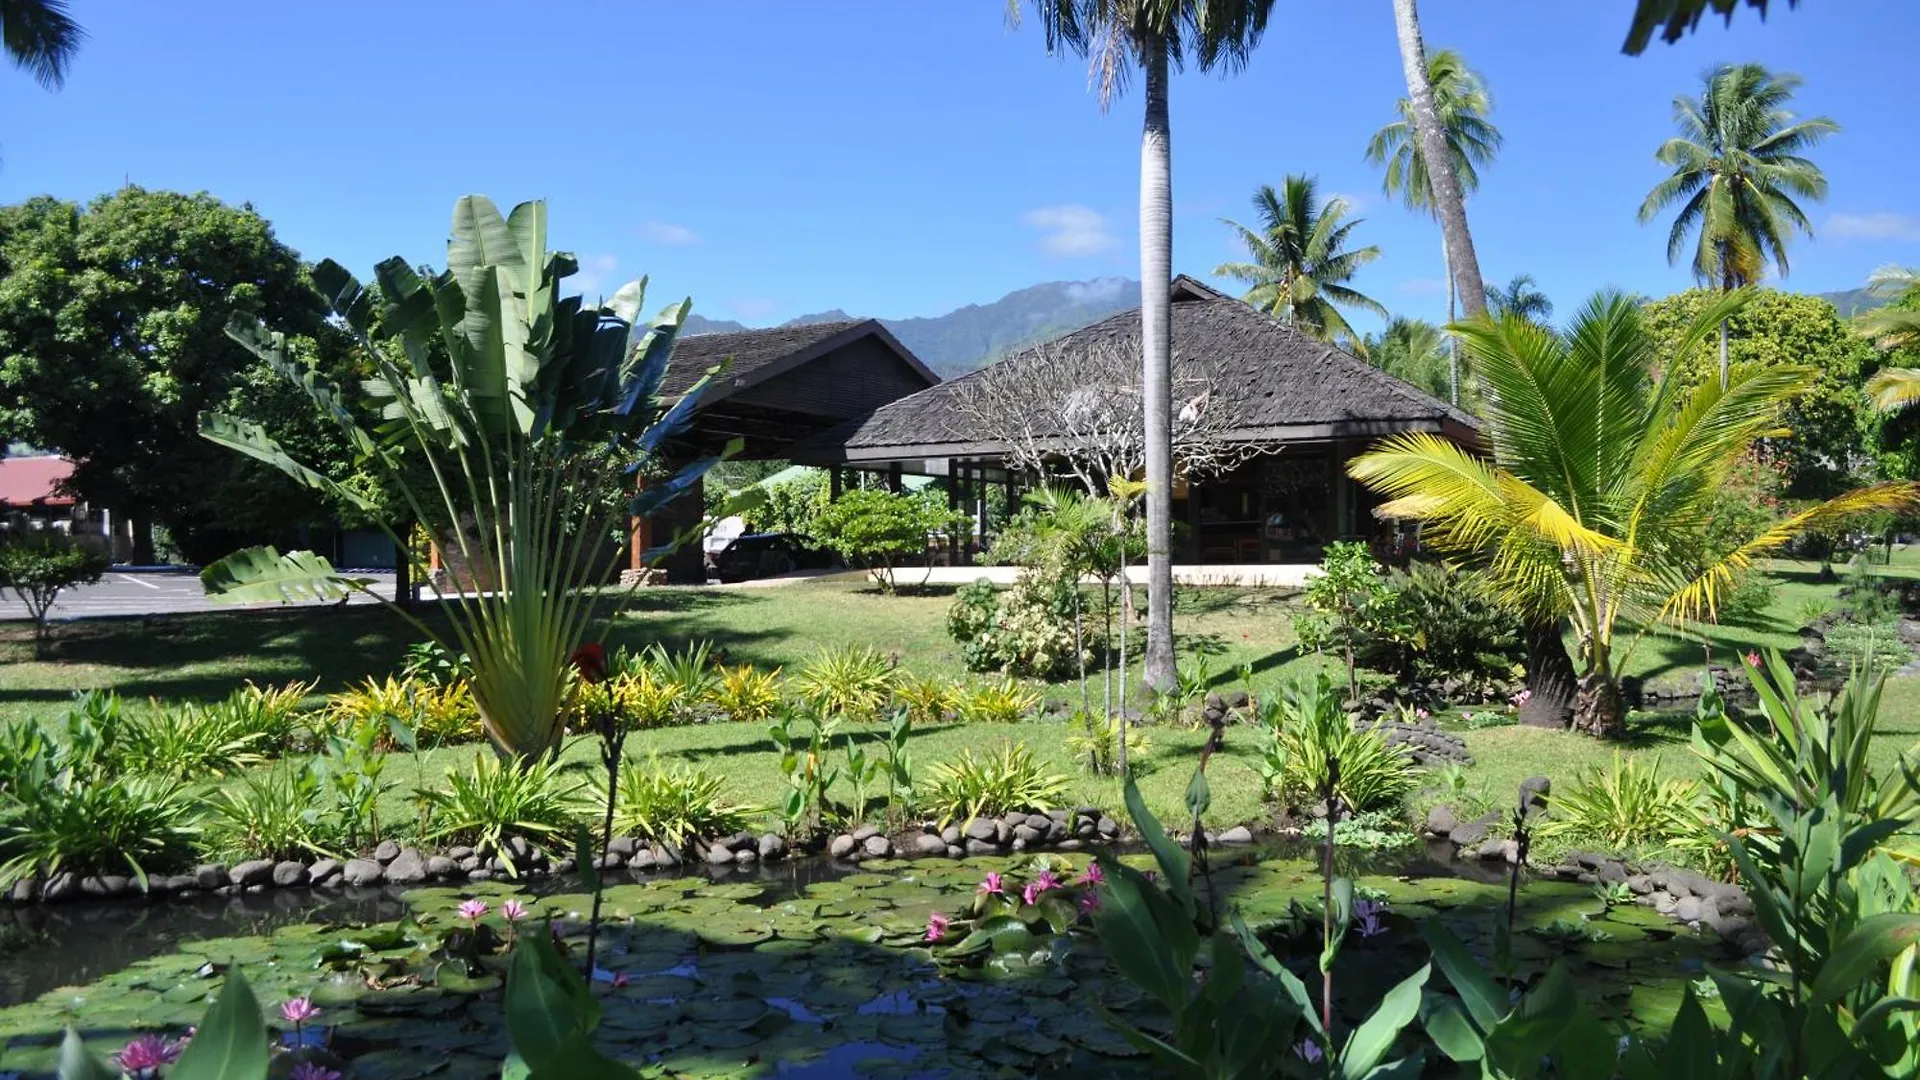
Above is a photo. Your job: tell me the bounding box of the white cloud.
[1022,204,1118,258]
[1397,277,1448,297]
[570,253,619,298]
[731,297,778,320]
[1064,277,1130,304]
[641,220,703,246]
[1827,212,1920,242]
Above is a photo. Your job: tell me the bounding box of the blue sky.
[3,1,1916,334]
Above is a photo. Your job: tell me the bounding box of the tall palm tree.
[2,0,83,89]
[1215,176,1385,352]
[1638,62,1838,389]
[1855,266,1920,412]
[1367,46,1501,401]
[1366,316,1451,402]
[1019,0,1274,694]
[1350,290,1917,737]
[1389,0,1489,321]
[1486,273,1553,322]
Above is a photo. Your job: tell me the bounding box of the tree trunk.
[1392,0,1488,319]
[1718,319,1730,390]
[1569,644,1624,739]
[394,521,414,609]
[1443,229,1459,405]
[1519,621,1577,729]
[1139,36,1178,694]
[130,515,156,566]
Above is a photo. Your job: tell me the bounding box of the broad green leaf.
[1662,987,1719,1076]
[199,412,379,513]
[1419,997,1484,1062]
[576,824,601,895]
[1090,869,1194,1008]
[1123,775,1192,913]
[1185,764,1211,821]
[1357,1055,1425,1080]
[57,1028,119,1080]
[526,1038,641,1080]
[1811,914,1920,1004]
[200,546,369,605]
[950,914,1037,956]
[506,932,594,1071]
[170,970,270,1080]
[1341,963,1429,1079]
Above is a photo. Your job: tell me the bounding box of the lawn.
[2,553,1916,839]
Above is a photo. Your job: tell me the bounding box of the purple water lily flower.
[1354,898,1389,938]
[115,1034,183,1075]
[290,1064,343,1080]
[457,899,490,923]
[280,997,321,1025]
[1295,1038,1323,1063]
[502,899,529,923]
[1077,862,1105,886]
[1033,869,1062,893]
[1078,890,1100,917]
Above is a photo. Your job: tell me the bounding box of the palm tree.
[1366,317,1451,403]
[1638,62,1838,389]
[1349,290,1917,738]
[1215,176,1385,352]
[1486,273,1553,322]
[1019,0,1274,694]
[1367,46,1501,400]
[1854,266,1920,412]
[2,0,83,88]
[1389,0,1489,321]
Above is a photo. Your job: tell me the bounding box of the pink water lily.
[1745,651,1762,668]
[290,1064,343,1080]
[1021,882,1042,906]
[502,899,529,923]
[1078,890,1100,916]
[977,872,1005,896]
[115,1034,183,1073]
[457,899,490,922]
[1077,862,1104,886]
[925,911,950,942]
[279,997,320,1025]
[1033,869,1062,893]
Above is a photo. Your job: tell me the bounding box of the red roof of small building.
[0,456,76,508]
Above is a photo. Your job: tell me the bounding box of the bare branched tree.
[951,340,1265,490]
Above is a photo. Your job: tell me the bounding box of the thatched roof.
[663,319,936,400]
[790,276,1477,464]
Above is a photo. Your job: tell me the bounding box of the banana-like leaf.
[200,546,370,605]
[199,412,380,514]
[1811,914,1920,1005]
[1340,963,1429,1079]
[169,970,269,1080]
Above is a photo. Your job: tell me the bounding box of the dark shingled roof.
[791,279,1477,462]
[662,319,873,397]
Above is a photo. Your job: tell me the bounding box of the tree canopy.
[0,188,370,563]
[1640,288,1874,495]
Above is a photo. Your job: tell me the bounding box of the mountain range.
[682,277,1141,377]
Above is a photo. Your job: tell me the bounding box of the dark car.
[707,532,835,582]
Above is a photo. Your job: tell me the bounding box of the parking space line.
[116,574,162,589]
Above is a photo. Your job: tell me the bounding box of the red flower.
[570,642,607,683]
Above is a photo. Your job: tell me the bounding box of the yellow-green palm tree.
[1349,290,1918,738]
[1857,265,1920,412]
[1214,175,1385,353]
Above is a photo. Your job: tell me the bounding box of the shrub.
[636,641,720,720]
[924,742,1071,826]
[1065,708,1151,777]
[568,668,686,731]
[1255,675,1416,813]
[401,640,472,688]
[1538,753,1706,852]
[605,754,764,850]
[203,761,342,862]
[225,679,321,752]
[1292,542,1401,698]
[948,573,1085,679]
[954,678,1041,724]
[0,531,110,656]
[810,488,964,591]
[327,676,480,748]
[710,665,784,724]
[1356,562,1524,695]
[1822,621,1912,674]
[119,701,270,779]
[0,708,198,887]
[794,644,896,722]
[894,672,959,726]
[419,753,589,875]
[758,471,828,536]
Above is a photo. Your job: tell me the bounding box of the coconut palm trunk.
[1139,37,1178,694]
[1391,0,1487,319]
[1442,230,1459,404]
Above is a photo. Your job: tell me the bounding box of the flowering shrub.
[947,573,1086,679]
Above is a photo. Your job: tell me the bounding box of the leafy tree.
[1017,0,1274,694]
[810,488,963,593]
[1854,265,1920,415]
[200,195,725,760]
[1641,288,1874,495]
[1638,62,1838,387]
[0,189,369,563]
[1388,0,1489,322]
[1367,46,1500,399]
[1365,317,1455,405]
[1214,176,1385,353]
[1350,290,1918,738]
[1,0,82,89]
[1292,541,1400,702]
[0,530,106,656]
[1485,273,1552,323]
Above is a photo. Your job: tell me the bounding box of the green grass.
[3,553,1916,842]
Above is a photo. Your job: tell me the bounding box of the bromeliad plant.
[199,195,740,760]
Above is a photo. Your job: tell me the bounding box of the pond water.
[0,845,1734,1078]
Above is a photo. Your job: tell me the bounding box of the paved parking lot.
[0,570,396,621]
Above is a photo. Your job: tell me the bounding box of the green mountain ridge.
[682,277,1140,377]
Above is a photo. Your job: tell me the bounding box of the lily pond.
[0,848,1738,1079]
